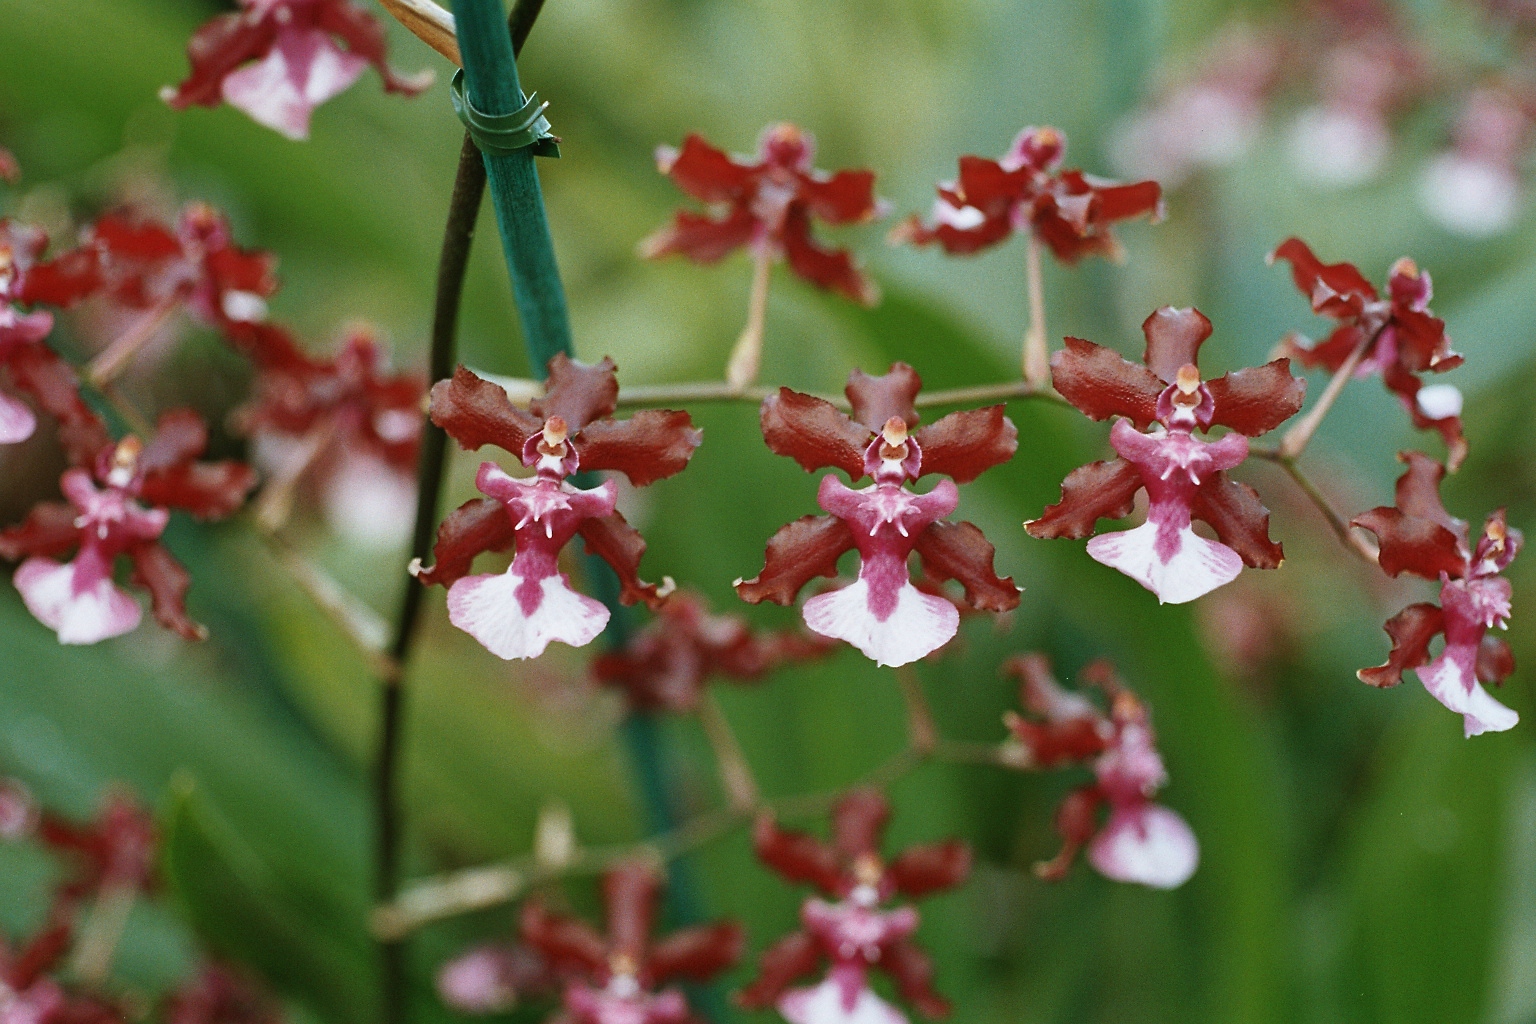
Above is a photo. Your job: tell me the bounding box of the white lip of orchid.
[606,973,641,1000]
[849,882,880,907]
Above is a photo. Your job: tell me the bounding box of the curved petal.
[15,556,141,645]
[660,134,758,204]
[781,211,879,306]
[1358,602,1444,689]
[572,410,701,486]
[1351,507,1466,580]
[1205,358,1306,437]
[845,364,921,433]
[1418,643,1519,738]
[912,520,1020,612]
[1141,307,1212,382]
[447,568,609,660]
[803,578,958,667]
[578,510,665,610]
[912,406,1016,483]
[532,354,620,433]
[161,11,279,110]
[128,542,206,641]
[1269,237,1377,318]
[1026,457,1142,540]
[1190,471,1283,569]
[886,840,971,899]
[430,366,543,455]
[415,497,516,589]
[752,814,844,896]
[799,169,883,225]
[761,391,868,478]
[1087,521,1243,604]
[648,922,745,985]
[638,207,758,263]
[737,515,854,606]
[1050,338,1163,426]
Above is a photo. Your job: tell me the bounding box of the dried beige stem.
[377,0,461,66]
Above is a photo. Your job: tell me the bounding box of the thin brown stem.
[1251,451,1380,564]
[476,373,1068,412]
[726,249,773,390]
[258,532,396,677]
[252,419,339,535]
[1278,330,1375,459]
[1022,234,1049,388]
[87,300,180,388]
[894,666,937,756]
[696,693,760,812]
[69,884,137,987]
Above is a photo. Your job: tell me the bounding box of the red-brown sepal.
[1049,337,1163,427]
[1358,602,1445,688]
[414,498,516,589]
[735,515,854,606]
[578,511,665,610]
[886,840,972,899]
[760,389,870,478]
[912,520,1020,612]
[1206,359,1306,436]
[430,366,543,455]
[1191,471,1284,569]
[573,411,702,487]
[913,406,1018,483]
[1025,457,1141,540]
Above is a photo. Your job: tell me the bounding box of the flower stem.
[725,248,772,390]
[1022,234,1049,388]
[86,299,179,388]
[69,883,137,988]
[894,665,937,756]
[1277,329,1375,460]
[373,4,545,1021]
[696,693,759,811]
[1250,449,1380,564]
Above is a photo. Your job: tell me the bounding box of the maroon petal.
[886,840,971,899]
[1391,451,1464,537]
[1358,602,1444,688]
[1141,307,1212,382]
[140,409,209,471]
[578,511,664,609]
[314,0,433,95]
[161,11,278,110]
[1026,458,1142,540]
[735,930,821,1010]
[912,520,1020,612]
[846,363,922,433]
[415,498,516,589]
[1390,372,1469,473]
[18,247,104,308]
[880,939,950,1020]
[1283,324,1369,372]
[913,406,1017,483]
[798,170,883,225]
[1269,238,1377,319]
[140,461,257,521]
[751,813,844,896]
[952,155,1031,209]
[4,343,111,466]
[1190,472,1283,569]
[572,411,701,486]
[1032,209,1117,264]
[893,211,1013,255]
[638,207,758,264]
[661,135,758,204]
[518,901,608,977]
[603,861,660,965]
[1477,636,1516,687]
[647,922,744,984]
[1392,309,1455,374]
[128,542,205,641]
[430,366,543,455]
[760,390,868,478]
[1050,337,1163,426]
[1035,785,1103,882]
[1206,359,1306,437]
[532,355,620,432]
[736,515,854,606]
[1351,507,1467,580]
[1088,178,1163,222]
[0,502,79,560]
[780,211,879,306]
[831,789,890,861]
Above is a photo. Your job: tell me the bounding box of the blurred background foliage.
[2,1,1536,1023]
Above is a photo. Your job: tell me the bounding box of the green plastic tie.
[450,69,560,158]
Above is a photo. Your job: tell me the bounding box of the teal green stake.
[450,9,718,1001]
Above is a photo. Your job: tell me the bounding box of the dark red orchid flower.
[740,789,969,1024]
[1002,655,1197,889]
[641,124,887,306]
[1352,452,1521,737]
[1027,307,1305,604]
[0,915,126,1024]
[894,126,1162,262]
[23,204,278,335]
[510,861,741,1024]
[590,590,834,713]
[0,409,256,644]
[35,789,158,906]
[1271,238,1466,468]
[161,0,432,141]
[736,363,1019,667]
[416,356,701,660]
